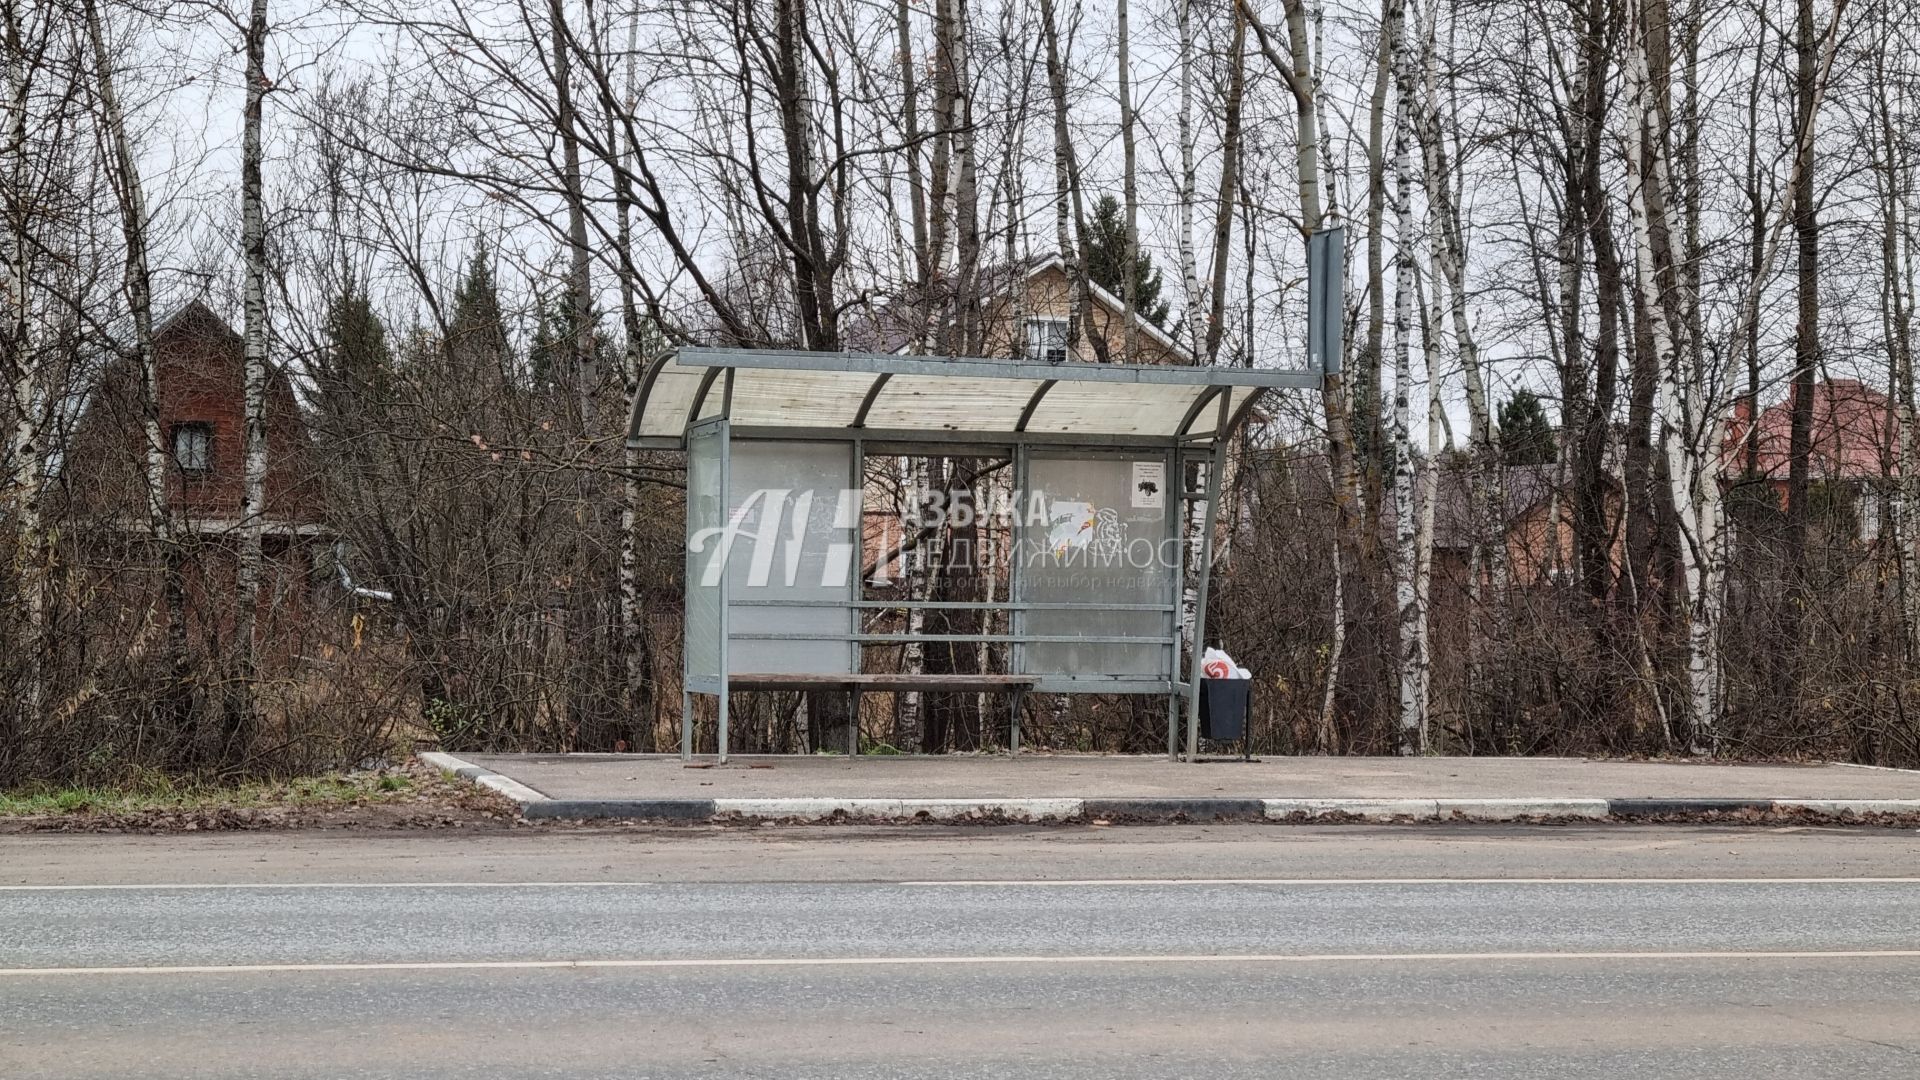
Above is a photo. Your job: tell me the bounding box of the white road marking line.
[0,882,663,891]
[5,950,1920,978]
[4,876,1920,891]
[894,877,1920,887]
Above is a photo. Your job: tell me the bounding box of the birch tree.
[1866,3,1920,660]
[1623,0,1850,748]
[611,2,652,733]
[1176,0,1200,361]
[82,0,191,727]
[1410,0,1502,724]
[1039,0,1102,362]
[231,0,271,756]
[1357,0,1395,522]
[2,0,43,720]
[1117,0,1138,362]
[1385,0,1422,754]
[1204,7,1246,365]
[1241,0,1366,705]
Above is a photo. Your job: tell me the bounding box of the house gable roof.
[1734,378,1896,481]
[153,297,243,347]
[840,253,1194,363]
[1020,254,1192,362]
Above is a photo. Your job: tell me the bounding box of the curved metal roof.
[626,347,1321,448]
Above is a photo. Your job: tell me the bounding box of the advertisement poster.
[1130,461,1166,509]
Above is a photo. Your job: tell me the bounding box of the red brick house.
[62,299,328,649]
[1725,379,1899,538]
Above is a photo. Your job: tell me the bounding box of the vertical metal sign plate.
[1308,226,1345,375]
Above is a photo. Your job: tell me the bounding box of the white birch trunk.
[1180,461,1202,653]
[1204,10,1246,365]
[1038,0,1091,360]
[948,0,979,354]
[1387,0,1423,755]
[1411,0,1503,651]
[1001,107,1027,357]
[896,0,928,288]
[83,0,180,681]
[3,4,42,715]
[234,0,271,741]
[1118,0,1138,363]
[1278,0,1321,227]
[2,4,25,501]
[616,4,648,738]
[1310,0,1337,220]
[1622,0,1719,750]
[1869,24,1920,661]
[1316,488,1344,753]
[1620,0,1846,749]
[1244,1,1371,740]
[1176,0,1200,359]
[1357,0,1395,530]
[1897,193,1920,662]
[897,455,927,746]
[1415,261,1442,741]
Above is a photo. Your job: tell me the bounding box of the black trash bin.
[1199,677,1250,742]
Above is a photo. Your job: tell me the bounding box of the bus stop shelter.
[626,346,1324,763]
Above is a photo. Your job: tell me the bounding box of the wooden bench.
[726,673,1039,754]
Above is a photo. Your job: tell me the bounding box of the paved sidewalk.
[430,752,1920,824]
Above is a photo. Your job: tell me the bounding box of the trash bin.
[1199,677,1250,742]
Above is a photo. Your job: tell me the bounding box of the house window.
[1025,317,1069,363]
[171,423,212,477]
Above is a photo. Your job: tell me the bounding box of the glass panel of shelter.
[698,428,1196,754]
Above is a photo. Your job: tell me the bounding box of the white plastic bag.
[1202,646,1252,680]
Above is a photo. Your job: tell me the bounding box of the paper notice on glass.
[1046,500,1097,557]
[1130,461,1166,509]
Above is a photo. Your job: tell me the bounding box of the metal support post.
[681,690,693,760]
[717,425,732,766]
[1184,395,1231,762]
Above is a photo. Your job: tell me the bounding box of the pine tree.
[528,291,565,390]
[319,281,395,407]
[312,282,400,502]
[1085,194,1171,328]
[449,247,511,373]
[1497,389,1557,465]
[530,290,617,395]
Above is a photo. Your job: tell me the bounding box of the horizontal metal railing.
[732,631,1176,645]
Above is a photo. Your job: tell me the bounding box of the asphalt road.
[3,826,1919,1078]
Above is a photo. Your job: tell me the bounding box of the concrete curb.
[416,756,1920,824]
[1265,798,1445,821]
[1440,798,1612,820]
[1605,798,1774,817]
[524,799,712,822]
[419,752,552,806]
[1085,798,1265,820]
[717,798,1086,822]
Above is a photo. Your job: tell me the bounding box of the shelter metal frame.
[629,347,1322,764]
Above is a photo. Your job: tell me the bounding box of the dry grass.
[0,757,519,831]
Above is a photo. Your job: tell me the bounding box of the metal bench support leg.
[1010,687,1026,756]
[848,687,861,757]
